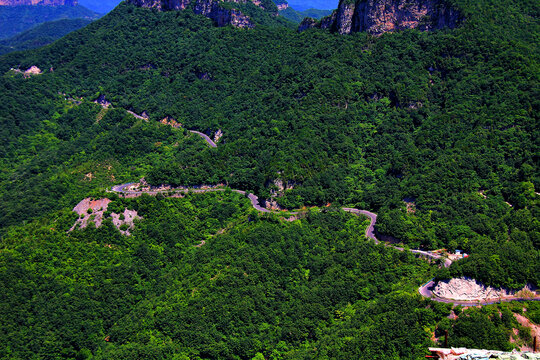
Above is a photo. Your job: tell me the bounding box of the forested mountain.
[0,0,538,358]
[0,3,99,39]
[0,18,92,55]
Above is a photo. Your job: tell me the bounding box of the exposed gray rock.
[127,0,258,28]
[300,0,461,35]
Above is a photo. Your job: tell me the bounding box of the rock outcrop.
[70,197,141,236]
[433,277,504,301]
[0,0,77,5]
[160,115,183,128]
[24,66,42,77]
[299,0,460,35]
[127,0,268,28]
[274,0,287,10]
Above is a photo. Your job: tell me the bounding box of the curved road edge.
[110,184,268,212]
[188,130,217,148]
[111,184,443,261]
[343,208,378,242]
[123,107,218,148]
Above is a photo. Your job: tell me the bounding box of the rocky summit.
[299,0,460,35]
[0,0,77,5]
[127,0,273,28]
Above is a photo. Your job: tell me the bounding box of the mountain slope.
[1,0,538,289]
[0,0,538,357]
[126,0,293,28]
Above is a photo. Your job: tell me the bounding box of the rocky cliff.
[299,0,460,35]
[0,0,77,5]
[127,0,273,28]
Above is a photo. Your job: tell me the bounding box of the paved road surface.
[113,185,443,260]
[343,208,378,242]
[124,107,217,147]
[126,110,148,121]
[111,184,268,212]
[189,130,217,148]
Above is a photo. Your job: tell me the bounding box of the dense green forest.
[0,18,93,56]
[0,193,536,359]
[0,4,99,39]
[0,0,539,357]
[0,191,538,358]
[1,0,537,288]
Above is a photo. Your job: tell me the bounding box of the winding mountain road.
[110,179,539,305]
[115,109,537,305]
[111,183,269,212]
[124,107,218,147]
[126,110,148,121]
[111,184,445,263]
[343,208,378,242]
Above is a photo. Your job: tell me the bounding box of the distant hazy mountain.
[286,0,337,11]
[78,0,119,13]
[77,0,338,14]
[0,0,77,5]
[0,4,99,39]
[279,6,332,23]
[0,18,91,55]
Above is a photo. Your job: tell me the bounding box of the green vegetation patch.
[0,195,438,359]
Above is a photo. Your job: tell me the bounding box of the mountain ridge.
[127,0,282,28]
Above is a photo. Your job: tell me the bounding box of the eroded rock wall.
[127,0,259,28]
[300,0,460,35]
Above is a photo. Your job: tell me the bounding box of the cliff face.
[127,0,267,28]
[0,0,77,5]
[300,0,460,35]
